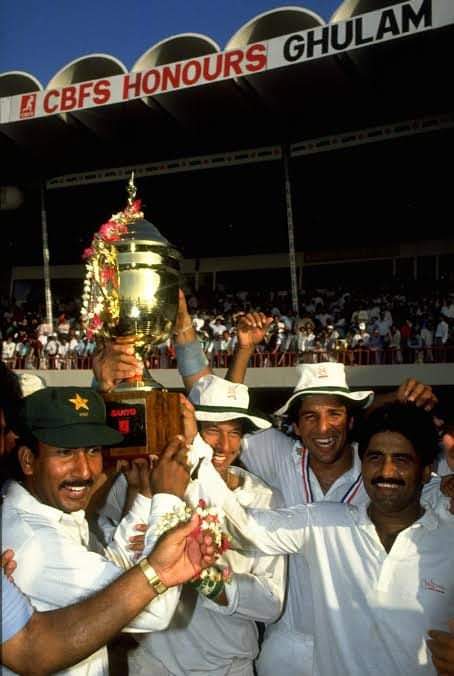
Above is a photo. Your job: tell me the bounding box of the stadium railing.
[3,346,453,370]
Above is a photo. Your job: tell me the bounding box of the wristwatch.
[138,558,168,595]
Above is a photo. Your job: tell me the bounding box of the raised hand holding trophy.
[81,174,183,459]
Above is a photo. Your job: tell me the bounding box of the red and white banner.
[1,0,452,125]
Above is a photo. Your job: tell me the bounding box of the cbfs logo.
[20,93,37,119]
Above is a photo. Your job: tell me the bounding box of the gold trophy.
[81,174,183,459]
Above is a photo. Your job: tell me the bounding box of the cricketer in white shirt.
[97,467,286,676]
[240,428,451,676]
[1,481,181,676]
[163,429,454,676]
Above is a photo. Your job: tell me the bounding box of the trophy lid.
[122,217,171,246]
[113,173,174,249]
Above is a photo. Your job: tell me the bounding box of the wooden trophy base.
[102,389,183,462]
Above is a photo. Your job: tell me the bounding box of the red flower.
[98,220,128,242]
[130,199,142,213]
[116,222,128,235]
[220,535,231,553]
[198,499,207,509]
[101,267,116,285]
[82,247,94,260]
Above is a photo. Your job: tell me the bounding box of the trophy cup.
[81,174,183,459]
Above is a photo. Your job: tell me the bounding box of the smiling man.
[1,386,203,676]
[162,402,454,676]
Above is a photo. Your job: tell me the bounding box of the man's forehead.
[200,419,243,431]
[365,431,417,456]
[298,394,348,412]
[37,441,100,453]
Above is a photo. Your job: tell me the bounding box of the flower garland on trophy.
[81,174,144,339]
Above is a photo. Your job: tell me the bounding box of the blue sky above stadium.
[0,0,339,84]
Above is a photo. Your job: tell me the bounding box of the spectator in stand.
[44,334,59,368]
[441,296,454,320]
[315,305,332,328]
[85,336,97,357]
[56,335,70,369]
[388,324,403,364]
[368,328,384,364]
[297,325,315,359]
[399,318,413,354]
[408,327,424,363]
[373,310,392,340]
[352,322,370,349]
[192,310,205,333]
[57,313,71,335]
[2,336,15,364]
[435,315,449,346]
[421,320,434,362]
[210,316,227,338]
[325,324,339,354]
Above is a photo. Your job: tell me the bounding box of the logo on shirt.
[20,94,37,119]
[316,365,329,379]
[422,578,446,594]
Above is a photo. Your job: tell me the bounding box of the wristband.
[176,340,208,376]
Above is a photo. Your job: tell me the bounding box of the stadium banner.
[1,0,453,125]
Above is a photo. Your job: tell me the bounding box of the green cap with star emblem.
[14,386,123,448]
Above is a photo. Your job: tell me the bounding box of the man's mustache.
[371,477,405,486]
[59,479,94,489]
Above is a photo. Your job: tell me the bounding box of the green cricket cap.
[15,386,123,448]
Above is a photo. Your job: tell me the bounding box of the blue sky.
[0,0,339,85]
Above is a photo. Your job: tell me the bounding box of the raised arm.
[226,312,273,383]
[369,378,438,413]
[174,290,212,391]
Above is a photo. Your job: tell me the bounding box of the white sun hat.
[17,373,47,398]
[189,375,271,431]
[275,362,374,416]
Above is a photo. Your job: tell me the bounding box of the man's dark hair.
[0,362,22,426]
[357,403,439,467]
[0,434,39,484]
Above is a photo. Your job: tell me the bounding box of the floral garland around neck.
[80,199,143,338]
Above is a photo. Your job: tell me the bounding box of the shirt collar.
[292,440,362,483]
[5,479,87,527]
[353,499,440,532]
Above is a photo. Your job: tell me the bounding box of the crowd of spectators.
[1,283,454,370]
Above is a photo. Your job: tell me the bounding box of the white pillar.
[41,183,53,333]
[282,145,299,318]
